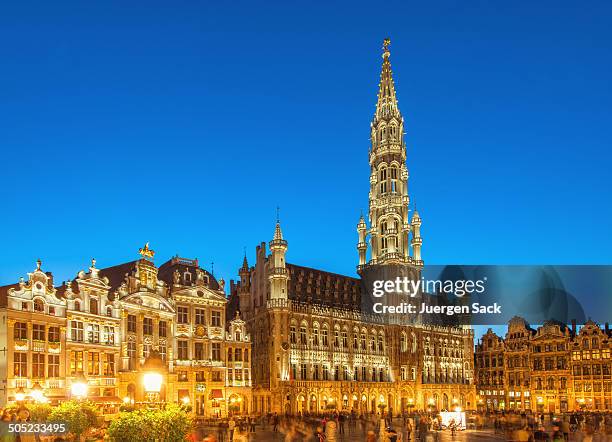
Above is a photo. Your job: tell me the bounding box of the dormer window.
[74,300,81,312]
[184,272,192,284]
[106,306,113,317]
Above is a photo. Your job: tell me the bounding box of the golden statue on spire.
[138,242,155,259]
[383,38,391,52]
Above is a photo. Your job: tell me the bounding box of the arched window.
[379,167,388,194]
[89,298,98,315]
[400,332,407,352]
[34,299,44,312]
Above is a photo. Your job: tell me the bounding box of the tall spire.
[375,38,400,123]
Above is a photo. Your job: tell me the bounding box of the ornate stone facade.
[0,252,251,418]
[229,40,476,416]
[476,317,612,412]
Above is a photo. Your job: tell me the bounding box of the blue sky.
[1,1,611,339]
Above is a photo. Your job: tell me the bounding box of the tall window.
[300,327,307,345]
[127,341,136,369]
[88,352,100,376]
[143,317,153,335]
[14,353,27,377]
[88,324,100,343]
[104,326,115,345]
[212,343,221,361]
[301,364,307,380]
[71,321,84,342]
[48,326,60,342]
[342,331,348,348]
[313,328,319,346]
[195,309,206,325]
[70,351,84,375]
[235,348,242,361]
[14,322,27,340]
[211,311,221,327]
[33,324,45,341]
[104,354,115,376]
[159,321,167,337]
[48,355,60,378]
[322,328,329,346]
[178,307,189,324]
[195,342,205,360]
[159,343,167,361]
[33,354,45,378]
[89,298,98,315]
[290,326,296,344]
[127,314,136,332]
[177,340,188,360]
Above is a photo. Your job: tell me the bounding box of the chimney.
[571,319,577,334]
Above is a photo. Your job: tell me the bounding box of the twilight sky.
[1,0,611,340]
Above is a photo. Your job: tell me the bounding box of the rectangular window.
[159,320,167,337]
[178,307,189,324]
[104,353,115,376]
[300,327,307,345]
[32,353,45,378]
[14,353,27,377]
[159,343,167,361]
[32,324,45,341]
[127,341,136,369]
[211,311,221,327]
[48,355,60,378]
[290,326,296,344]
[342,331,348,348]
[127,314,136,333]
[70,351,84,375]
[88,324,100,343]
[104,326,115,345]
[48,326,60,343]
[195,342,205,360]
[15,322,28,340]
[195,309,206,325]
[177,340,188,360]
[88,352,100,376]
[212,343,221,361]
[71,321,84,342]
[322,329,328,346]
[143,317,153,335]
[323,366,329,381]
[301,364,307,380]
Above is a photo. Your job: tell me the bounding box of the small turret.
[357,214,368,268]
[411,209,423,267]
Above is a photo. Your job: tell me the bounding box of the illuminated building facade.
[229,40,476,415]
[475,317,612,412]
[0,249,251,418]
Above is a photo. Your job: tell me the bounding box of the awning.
[209,389,224,400]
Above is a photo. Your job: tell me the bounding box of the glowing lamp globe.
[71,372,88,399]
[142,350,165,394]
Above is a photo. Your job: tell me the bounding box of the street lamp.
[142,350,164,405]
[71,372,88,400]
[14,386,26,403]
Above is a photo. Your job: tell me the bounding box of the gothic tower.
[357,39,424,270]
